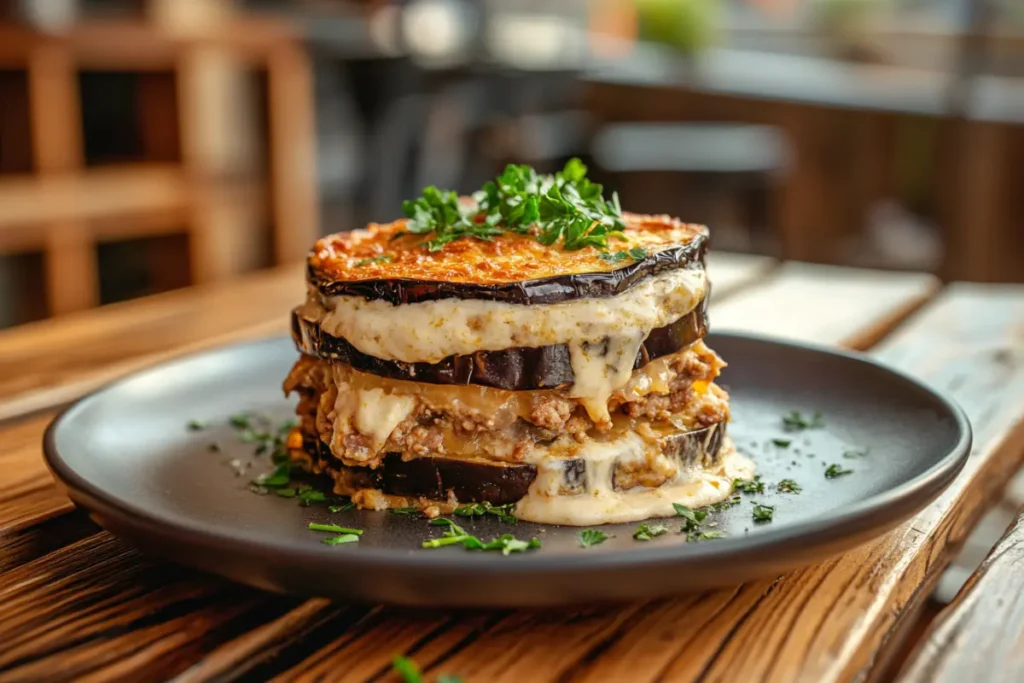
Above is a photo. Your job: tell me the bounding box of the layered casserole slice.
[284,162,754,525]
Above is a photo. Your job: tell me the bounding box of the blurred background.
[0,0,1021,328]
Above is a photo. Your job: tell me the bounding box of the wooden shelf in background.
[0,19,298,71]
[0,164,189,238]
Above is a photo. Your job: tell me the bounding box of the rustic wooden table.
[1,254,1022,682]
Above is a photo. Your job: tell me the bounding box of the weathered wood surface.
[898,509,1024,683]
[0,267,1021,682]
[0,263,303,422]
[713,262,940,349]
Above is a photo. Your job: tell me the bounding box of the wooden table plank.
[5,271,1021,682]
[713,262,939,349]
[0,263,303,421]
[706,251,776,300]
[899,510,1024,682]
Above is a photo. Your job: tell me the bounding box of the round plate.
[43,334,971,607]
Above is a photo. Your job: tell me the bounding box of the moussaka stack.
[284,161,753,525]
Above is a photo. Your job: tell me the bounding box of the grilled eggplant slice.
[308,213,708,305]
[309,422,726,506]
[291,295,708,391]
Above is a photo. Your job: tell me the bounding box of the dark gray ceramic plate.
[44,333,970,607]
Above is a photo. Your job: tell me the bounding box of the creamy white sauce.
[331,383,416,458]
[312,267,707,365]
[515,434,754,526]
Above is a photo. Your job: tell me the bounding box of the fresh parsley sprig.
[402,159,627,253]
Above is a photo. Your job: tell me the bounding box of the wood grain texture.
[713,262,940,349]
[0,263,302,421]
[0,533,300,683]
[2,272,1022,682]
[898,510,1024,683]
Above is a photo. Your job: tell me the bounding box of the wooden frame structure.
[0,6,318,317]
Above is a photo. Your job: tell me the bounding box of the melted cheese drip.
[569,332,646,426]
[515,433,754,526]
[313,267,707,365]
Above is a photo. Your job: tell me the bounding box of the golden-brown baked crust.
[310,212,707,285]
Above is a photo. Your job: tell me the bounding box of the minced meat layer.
[284,341,729,469]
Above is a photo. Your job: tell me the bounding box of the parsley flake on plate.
[577,529,608,548]
[421,519,540,555]
[688,530,727,543]
[825,464,854,479]
[782,410,825,431]
[633,523,669,541]
[734,475,765,495]
[673,503,708,533]
[752,503,775,523]
[453,501,518,524]
[777,479,802,494]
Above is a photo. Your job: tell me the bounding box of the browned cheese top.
[309,212,707,285]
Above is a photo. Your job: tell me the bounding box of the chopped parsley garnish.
[296,486,326,506]
[254,463,291,488]
[402,159,626,253]
[772,438,792,448]
[308,522,362,546]
[782,410,825,431]
[392,656,462,683]
[843,447,870,459]
[187,419,207,431]
[688,530,727,543]
[229,413,253,430]
[734,475,765,494]
[274,488,297,498]
[392,656,421,683]
[421,518,540,555]
[752,503,775,523]
[354,254,393,267]
[328,501,355,513]
[321,534,359,546]
[599,247,647,264]
[673,504,708,532]
[825,464,853,479]
[308,522,363,535]
[388,507,423,516]
[777,479,802,494]
[709,495,742,511]
[633,523,669,541]
[453,501,517,524]
[577,529,608,548]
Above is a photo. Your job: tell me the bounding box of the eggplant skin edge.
[305,421,727,507]
[308,236,707,306]
[291,296,708,391]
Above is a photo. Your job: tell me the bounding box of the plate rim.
[42,332,973,577]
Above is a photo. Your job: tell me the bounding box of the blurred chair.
[589,122,790,253]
